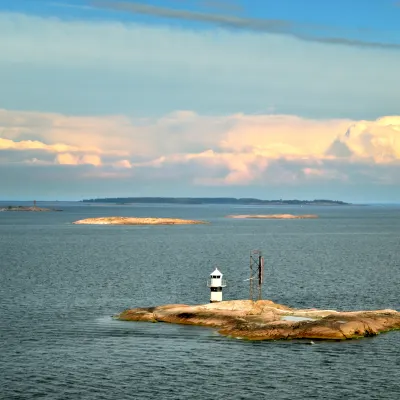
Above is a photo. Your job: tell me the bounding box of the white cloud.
[1,108,399,195]
[338,116,400,163]
[113,159,132,169]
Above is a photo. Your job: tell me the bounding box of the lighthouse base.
[210,300,222,303]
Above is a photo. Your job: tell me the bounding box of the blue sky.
[0,0,400,201]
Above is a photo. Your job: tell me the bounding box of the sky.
[1,0,400,202]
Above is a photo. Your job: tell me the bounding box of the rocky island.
[82,197,350,206]
[73,217,208,225]
[117,300,400,341]
[227,214,318,219]
[0,206,61,212]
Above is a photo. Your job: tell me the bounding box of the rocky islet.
[117,300,400,341]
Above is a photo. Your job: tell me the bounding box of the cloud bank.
[1,108,399,200]
[1,12,400,119]
[92,1,400,49]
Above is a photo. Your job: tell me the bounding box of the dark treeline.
[81,197,350,205]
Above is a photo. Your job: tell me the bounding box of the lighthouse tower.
[207,268,227,303]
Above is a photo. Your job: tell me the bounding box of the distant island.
[73,217,208,225]
[227,214,319,219]
[0,205,62,212]
[81,197,350,206]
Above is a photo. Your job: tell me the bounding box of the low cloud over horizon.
[1,4,399,201]
[1,108,399,201]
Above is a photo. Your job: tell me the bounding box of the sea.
[1,202,399,400]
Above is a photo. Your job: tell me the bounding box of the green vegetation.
[81,197,350,206]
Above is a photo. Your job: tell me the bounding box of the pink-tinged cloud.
[113,159,132,169]
[80,154,102,166]
[0,137,81,153]
[55,153,102,166]
[219,114,353,157]
[302,167,348,181]
[0,108,400,188]
[55,153,80,165]
[338,116,400,163]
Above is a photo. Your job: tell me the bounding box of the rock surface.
[0,206,61,212]
[73,217,208,225]
[117,300,400,341]
[226,214,318,219]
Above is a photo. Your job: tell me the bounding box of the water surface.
[1,203,399,399]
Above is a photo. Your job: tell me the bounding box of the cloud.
[0,137,81,153]
[113,159,132,169]
[1,108,400,201]
[302,167,348,182]
[218,114,352,157]
[1,12,400,119]
[56,153,80,165]
[337,116,400,162]
[0,135,104,166]
[55,153,102,166]
[91,1,400,49]
[0,109,135,156]
[91,1,292,32]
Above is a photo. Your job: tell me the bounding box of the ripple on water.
[1,204,400,399]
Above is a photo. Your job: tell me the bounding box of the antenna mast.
[249,250,264,301]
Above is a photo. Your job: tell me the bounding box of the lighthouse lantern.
[207,267,227,303]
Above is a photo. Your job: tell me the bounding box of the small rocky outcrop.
[0,206,61,212]
[73,217,208,225]
[226,214,318,219]
[117,300,400,341]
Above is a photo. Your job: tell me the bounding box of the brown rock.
[116,300,400,341]
[73,217,208,225]
[226,214,318,219]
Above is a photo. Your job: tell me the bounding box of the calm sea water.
[1,202,400,399]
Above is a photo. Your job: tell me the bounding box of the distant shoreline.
[81,197,350,206]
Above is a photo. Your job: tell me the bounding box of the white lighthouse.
[207,267,227,303]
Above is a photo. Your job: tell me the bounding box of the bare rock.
[226,214,318,219]
[116,300,400,341]
[73,217,208,225]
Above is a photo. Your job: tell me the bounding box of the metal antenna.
[249,250,264,301]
